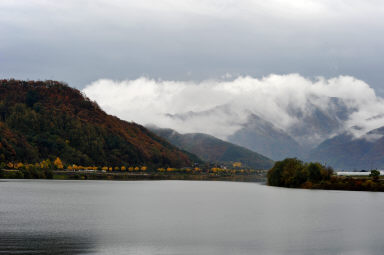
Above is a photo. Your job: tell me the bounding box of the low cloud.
[83,74,384,145]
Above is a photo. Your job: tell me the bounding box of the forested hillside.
[0,79,195,168]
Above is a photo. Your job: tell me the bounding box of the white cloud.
[83,74,384,144]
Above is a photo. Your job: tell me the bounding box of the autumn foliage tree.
[54,157,63,169]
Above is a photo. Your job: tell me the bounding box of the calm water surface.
[1,180,384,254]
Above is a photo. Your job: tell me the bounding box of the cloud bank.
[83,74,384,145]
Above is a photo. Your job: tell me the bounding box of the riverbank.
[303,175,384,192]
[0,169,268,183]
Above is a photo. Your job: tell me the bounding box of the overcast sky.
[1,0,384,93]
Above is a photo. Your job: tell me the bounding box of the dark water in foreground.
[1,180,384,255]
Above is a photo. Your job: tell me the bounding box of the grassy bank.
[306,175,384,192]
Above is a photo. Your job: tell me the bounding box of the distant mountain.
[0,79,196,167]
[227,114,303,160]
[227,97,351,160]
[148,126,274,169]
[308,127,384,170]
[286,97,350,148]
[165,97,350,161]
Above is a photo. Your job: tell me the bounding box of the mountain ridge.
[148,126,274,169]
[307,127,384,170]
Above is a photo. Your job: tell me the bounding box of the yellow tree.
[141,166,147,171]
[54,157,64,169]
[15,162,23,169]
[40,160,49,169]
[233,162,242,168]
[121,166,126,171]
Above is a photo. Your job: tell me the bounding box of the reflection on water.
[0,232,95,255]
[1,179,384,254]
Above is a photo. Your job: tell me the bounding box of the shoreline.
[0,169,268,183]
[268,175,384,192]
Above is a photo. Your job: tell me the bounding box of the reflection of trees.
[0,232,96,254]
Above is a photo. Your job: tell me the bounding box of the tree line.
[267,158,384,191]
[267,158,333,188]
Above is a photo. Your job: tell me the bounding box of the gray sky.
[1,0,384,93]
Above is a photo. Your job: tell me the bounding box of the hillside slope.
[228,114,303,160]
[149,127,274,169]
[307,127,384,170]
[0,79,195,167]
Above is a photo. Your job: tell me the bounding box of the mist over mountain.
[285,97,350,148]
[83,74,384,165]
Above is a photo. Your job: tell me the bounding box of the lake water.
[1,180,384,255]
